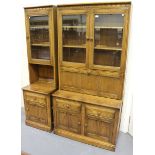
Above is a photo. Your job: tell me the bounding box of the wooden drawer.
[85,105,115,123]
[55,98,81,113]
[24,91,46,104]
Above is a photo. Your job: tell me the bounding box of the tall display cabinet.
[53,2,131,151]
[23,6,57,132]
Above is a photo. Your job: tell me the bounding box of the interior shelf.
[63,44,86,48]
[30,25,49,29]
[95,26,123,29]
[94,45,122,51]
[31,42,50,47]
[63,25,86,29]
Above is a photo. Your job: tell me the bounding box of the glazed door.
[58,10,90,67]
[25,8,54,65]
[84,105,115,143]
[89,9,128,73]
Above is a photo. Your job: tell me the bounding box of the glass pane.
[29,16,50,61]
[62,15,86,63]
[31,46,50,60]
[94,14,124,48]
[94,49,121,67]
[62,15,86,46]
[29,16,49,43]
[63,15,86,26]
[63,47,86,63]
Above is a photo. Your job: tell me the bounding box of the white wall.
[20,0,133,133]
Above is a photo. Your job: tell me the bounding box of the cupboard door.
[25,8,54,65]
[58,10,90,67]
[24,93,48,125]
[55,98,82,134]
[89,9,128,72]
[85,105,115,143]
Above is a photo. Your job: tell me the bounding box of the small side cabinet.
[23,91,52,131]
[23,5,57,131]
[53,90,122,151]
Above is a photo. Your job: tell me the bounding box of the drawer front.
[55,99,81,113]
[24,91,48,125]
[85,105,115,123]
[24,91,46,104]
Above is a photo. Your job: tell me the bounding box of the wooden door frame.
[89,8,130,75]
[57,9,91,68]
[25,7,55,65]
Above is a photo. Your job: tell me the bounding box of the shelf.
[94,45,122,51]
[63,44,86,48]
[31,42,50,47]
[63,25,86,29]
[95,26,123,29]
[23,78,56,94]
[30,25,49,29]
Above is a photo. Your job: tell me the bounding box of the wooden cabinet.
[57,2,131,99]
[53,90,122,151]
[23,91,52,131]
[53,2,131,151]
[23,6,57,131]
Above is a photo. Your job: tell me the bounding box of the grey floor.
[21,109,133,155]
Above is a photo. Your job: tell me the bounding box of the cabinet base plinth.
[54,129,115,151]
[26,120,52,132]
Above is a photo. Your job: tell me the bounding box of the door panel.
[58,10,90,67]
[89,9,127,72]
[85,105,115,142]
[55,98,82,133]
[25,8,54,65]
[25,100,47,125]
[68,113,81,134]
[56,110,68,130]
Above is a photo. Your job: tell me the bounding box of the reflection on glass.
[62,15,86,26]
[31,46,50,60]
[94,14,124,48]
[63,47,86,63]
[94,49,121,67]
[29,16,50,61]
[29,16,49,44]
[62,15,86,46]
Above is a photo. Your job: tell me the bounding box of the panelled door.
[84,105,116,143]
[58,9,90,68]
[89,8,129,73]
[55,99,82,134]
[25,8,54,65]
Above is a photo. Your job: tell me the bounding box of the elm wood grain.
[23,6,58,131]
[23,91,52,132]
[25,6,57,66]
[57,3,131,100]
[53,96,121,151]
[53,90,122,109]
[22,79,56,95]
[54,129,115,151]
[57,2,131,7]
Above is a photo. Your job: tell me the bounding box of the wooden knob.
[26,108,29,111]
[78,122,81,125]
